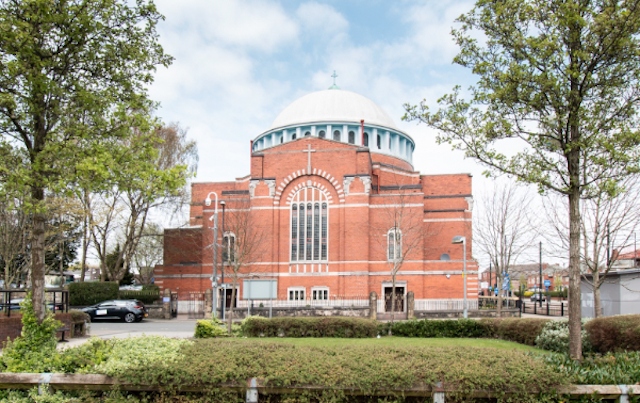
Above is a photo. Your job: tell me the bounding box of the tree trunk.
[496,272,503,317]
[30,188,46,323]
[227,277,237,333]
[593,271,602,318]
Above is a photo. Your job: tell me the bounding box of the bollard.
[246,377,258,403]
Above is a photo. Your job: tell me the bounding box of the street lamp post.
[204,192,219,319]
[452,235,467,318]
[220,200,226,321]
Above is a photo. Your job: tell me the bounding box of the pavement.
[56,315,199,350]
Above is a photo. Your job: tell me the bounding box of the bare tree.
[372,170,438,333]
[220,198,266,332]
[132,223,164,285]
[545,177,640,317]
[474,179,540,316]
[0,193,30,288]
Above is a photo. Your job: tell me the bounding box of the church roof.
[269,89,398,131]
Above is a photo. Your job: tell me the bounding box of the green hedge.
[68,282,119,306]
[481,318,550,346]
[384,318,490,338]
[585,314,640,353]
[241,316,377,338]
[118,290,160,304]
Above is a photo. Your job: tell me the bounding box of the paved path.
[57,316,198,350]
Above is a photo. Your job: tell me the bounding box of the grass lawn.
[239,336,544,352]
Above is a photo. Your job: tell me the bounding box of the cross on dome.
[329,70,339,90]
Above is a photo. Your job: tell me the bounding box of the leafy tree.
[0,0,173,321]
[405,0,640,360]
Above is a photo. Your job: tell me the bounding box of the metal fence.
[1,289,69,317]
[414,299,479,311]
[521,301,568,317]
[236,295,369,309]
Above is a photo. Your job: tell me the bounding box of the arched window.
[387,228,401,262]
[291,133,297,140]
[318,130,326,138]
[377,134,381,149]
[290,187,329,262]
[333,130,340,141]
[223,232,236,263]
[280,135,284,144]
[348,131,355,144]
[363,132,369,147]
[304,131,311,137]
[388,135,392,149]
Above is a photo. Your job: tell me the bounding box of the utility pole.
[539,241,543,308]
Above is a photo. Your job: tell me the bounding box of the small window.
[333,130,341,141]
[291,133,297,140]
[304,131,311,137]
[387,228,402,261]
[280,136,284,144]
[377,134,381,149]
[223,233,236,263]
[318,130,326,138]
[348,131,355,144]
[288,288,305,301]
[363,132,369,147]
[388,136,391,149]
[312,288,329,301]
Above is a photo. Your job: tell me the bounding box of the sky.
[145,0,550,268]
[148,0,481,184]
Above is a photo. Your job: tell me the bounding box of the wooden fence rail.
[0,373,637,402]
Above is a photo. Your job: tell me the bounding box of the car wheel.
[124,313,136,323]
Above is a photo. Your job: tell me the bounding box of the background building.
[155,87,476,313]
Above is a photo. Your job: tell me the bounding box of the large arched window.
[291,187,329,262]
[387,228,402,262]
[333,130,341,141]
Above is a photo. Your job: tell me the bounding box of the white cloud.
[296,2,349,39]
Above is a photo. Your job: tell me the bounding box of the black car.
[81,299,148,323]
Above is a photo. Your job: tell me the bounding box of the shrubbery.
[0,293,62,372]
[585,314,640,353]
[385,318,489,338]
[118,289,160,304]
[481,318,549,346]
[69,282,119,306]
[535,319,592,354]
[195,318,229,338]
[241,316,378,338]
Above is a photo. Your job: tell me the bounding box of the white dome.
[269,89,398,130]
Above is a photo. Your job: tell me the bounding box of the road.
[59,316,198,349]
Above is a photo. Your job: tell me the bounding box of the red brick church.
[155,86,477,312]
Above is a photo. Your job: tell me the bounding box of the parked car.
[530,293,546,302]
[81,299,148,323]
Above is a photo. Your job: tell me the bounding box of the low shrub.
[1,293,63,373]
[241,316,377,338]
[388,319,490,338]
[69,281,119,306]
[585,314,640,353]
[195,318,229,338]
[535,319,592,354]
[483,318,549,346]
[543,351,640,385]
[118,289,160,304]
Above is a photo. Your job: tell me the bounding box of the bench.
[57,326,70,342]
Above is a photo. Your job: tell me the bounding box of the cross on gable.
[303,143,316,174]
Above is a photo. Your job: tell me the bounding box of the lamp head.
[220,200,226,206]
[204,197,211,206]
[452,235,465,244]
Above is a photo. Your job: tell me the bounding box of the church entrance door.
[384,286,405,313]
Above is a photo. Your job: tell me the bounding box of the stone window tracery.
[290,187,329,263]
[387,228,402,262]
